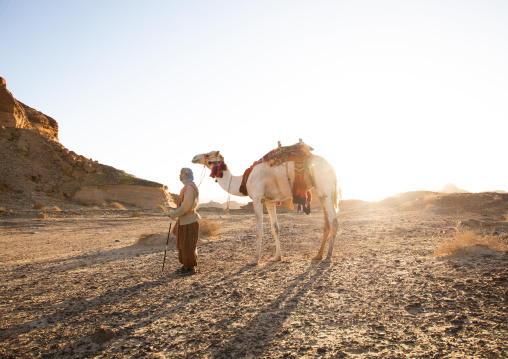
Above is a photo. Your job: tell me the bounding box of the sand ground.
[0,202,507,358]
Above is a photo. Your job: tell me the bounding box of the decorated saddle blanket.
[239,142,313,213]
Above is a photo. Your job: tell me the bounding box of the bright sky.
[1,0,507,203]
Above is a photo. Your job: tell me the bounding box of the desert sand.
[1,193,507,358]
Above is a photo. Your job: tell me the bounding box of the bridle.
[208,157,228,180]
[197,154,228,185]
[198,154,233,218]
[197,154,207,187]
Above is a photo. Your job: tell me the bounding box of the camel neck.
[215,169,245,197]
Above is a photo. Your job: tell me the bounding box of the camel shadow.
[212,261,331,358]
[2,255,330,356]
[48,260,294,356]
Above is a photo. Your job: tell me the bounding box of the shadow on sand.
[211,260,331,358]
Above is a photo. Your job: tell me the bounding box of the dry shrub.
[109,202,125,209]
[137,232,156,243]
[33,203,49,210]
[280,198,293,210]
[92,206,100,210]
[101,202,107,208]
[199,218,221,238]
[52,206,61,211]
[493,195,502,201]
[434,230,508,257]
[504,214,508,222]
[132,211,143,217]
[135,232,172,246]
[81,201,90,206]
[37,213,48,219]
[0,207,5,211]
[157,205,168,213]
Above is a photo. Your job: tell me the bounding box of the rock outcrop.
[0,77,175,210]
[73,185,171,209]
[19,102,59,141]
[0,77,58,141]
[0,77,32,131]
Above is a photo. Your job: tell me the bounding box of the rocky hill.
[0,77,176,211]
[198,200,243,210]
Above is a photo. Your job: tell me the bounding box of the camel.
[191,145,340,266]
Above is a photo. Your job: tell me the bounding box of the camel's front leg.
[247,198,264,266]
[265,201,281,262]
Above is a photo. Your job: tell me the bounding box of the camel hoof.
[312,255,323,261]
[323,257,332,263]
[247,259,259,266]
[269,256,281,262]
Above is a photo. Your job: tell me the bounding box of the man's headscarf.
[180,168,194,184]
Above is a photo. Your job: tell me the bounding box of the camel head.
[192,151,224,169]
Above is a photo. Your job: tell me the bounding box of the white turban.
[180,168,194,184]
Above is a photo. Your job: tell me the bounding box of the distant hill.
[198,200,243,210]
[441,183,469,194]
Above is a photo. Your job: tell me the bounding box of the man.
[169,168,200,274]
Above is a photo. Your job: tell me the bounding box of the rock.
[0,126,13,140]
[29,170,39,181]
[91,327,116,344]
[18,102,59,140]
[73,185,173,209]
[49,192,65,200]
[84,163,95,173]
[0,78,31,130]
[66,155,76,166]
[17,144,29,156]
[41,185,55,193]
[60,160,71,172]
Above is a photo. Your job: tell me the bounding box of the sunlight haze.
[1,0,507,203]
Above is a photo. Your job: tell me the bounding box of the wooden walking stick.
[161,221,172,275]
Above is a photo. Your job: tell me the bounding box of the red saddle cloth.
[240,143,312,213]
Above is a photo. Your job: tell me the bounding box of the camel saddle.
[240,141,314,213]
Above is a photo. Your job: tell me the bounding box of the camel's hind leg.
[323,199,339,262]
[313,196,339,262]
[265,201,281,262]
[307,154,340,262]
[313,206,330,261]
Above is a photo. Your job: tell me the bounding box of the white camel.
[192,147,340,266]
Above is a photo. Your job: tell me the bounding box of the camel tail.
[333,173,341,212]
